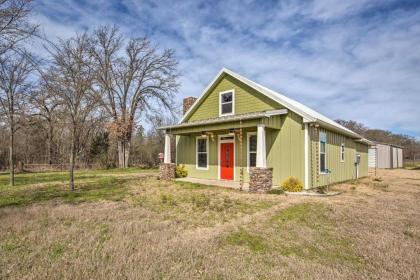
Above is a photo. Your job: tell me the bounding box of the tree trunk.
[69,125,76,191]
[47,123,53,165]
[117,140,130,168]
[9,117,14,186]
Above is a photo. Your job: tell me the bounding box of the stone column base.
[249,167,273,193]
[159,163,176,181]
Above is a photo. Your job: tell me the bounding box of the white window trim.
[247,132,257,172]
[340,143,345,163]
[319,131,327,174]
[219,89,235,117]
[217,134,236,181]
[196,136,209,170]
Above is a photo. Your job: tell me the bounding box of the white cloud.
[33,0,420,137]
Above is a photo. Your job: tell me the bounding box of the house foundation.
[159,163,176,180]
[249,167,273,192]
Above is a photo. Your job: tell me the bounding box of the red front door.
[220,143,234,180]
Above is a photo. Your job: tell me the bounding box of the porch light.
[228,129,235,136]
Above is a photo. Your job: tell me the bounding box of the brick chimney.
[183,97,197,115]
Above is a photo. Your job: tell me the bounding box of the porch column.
[164,134,171,164]
[256,124,267,168]
[160,133,175,181]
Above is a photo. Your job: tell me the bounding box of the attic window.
[220,90,234,116]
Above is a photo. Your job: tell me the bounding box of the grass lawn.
[0,168,419,279]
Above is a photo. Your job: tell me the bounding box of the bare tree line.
[335,119,420,160]
[0,1,179,188]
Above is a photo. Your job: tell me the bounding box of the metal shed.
[368,142,403,168]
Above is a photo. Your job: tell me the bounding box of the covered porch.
[159,109,288,192]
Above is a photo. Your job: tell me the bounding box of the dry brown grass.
[0,169,419,279]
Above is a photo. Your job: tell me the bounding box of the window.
[196,137,208,169]
[320,132,327,173]
[247,133,257,170]
[340,143,345,162]
[220,90,234,116]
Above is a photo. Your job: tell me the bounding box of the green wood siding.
[267,111,305,186]
[309,127,369,187]
[186,74,281,122]
[176,112,305,186]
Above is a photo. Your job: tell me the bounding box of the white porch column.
[304,123,310,190]
[256,124,267,168]
[164,134,171,163]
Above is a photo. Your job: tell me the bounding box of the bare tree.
[46,34,99,190]
[0,0,38,55]
[30,84,58,164]
[0,51,33,185]
[91,25,179,168]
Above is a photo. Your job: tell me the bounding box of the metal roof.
[159,109,288,130]
[180,68,362,139]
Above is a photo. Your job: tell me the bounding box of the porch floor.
[175,177,249,191]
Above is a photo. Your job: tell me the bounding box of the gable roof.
[181,68,362,139]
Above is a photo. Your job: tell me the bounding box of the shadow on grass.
[0,168,158,188]
[0,173,101,188]
[0,177,131,208]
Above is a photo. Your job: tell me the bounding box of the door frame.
[218,134,235,181]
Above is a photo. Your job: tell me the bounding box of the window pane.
[249,152,256,167]
[249,135,257,152]
[198,139,207,152]
[198,153,207,168]
[221,103,232,114]
[320,142,325,153]
[320,154,326,172]
[320,132,326,142]
[221,92,232,103]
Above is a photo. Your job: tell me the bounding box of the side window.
[196,137,208,169]
[320,132,327,173]
[220,90,234,115]
[248,133,257,170]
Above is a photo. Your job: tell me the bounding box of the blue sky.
[32,0,420,137]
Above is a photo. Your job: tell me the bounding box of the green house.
[160,68,371,191]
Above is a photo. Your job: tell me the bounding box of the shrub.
[175,164,188,178]
[281,176,303,192]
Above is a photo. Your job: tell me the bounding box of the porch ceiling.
[159,109,287,135]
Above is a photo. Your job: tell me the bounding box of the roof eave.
[159,109,288,130]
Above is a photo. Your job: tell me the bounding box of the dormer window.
[219,90,235,116]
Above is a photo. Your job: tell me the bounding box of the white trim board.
[217,134,236,181]
[196,136,209,170]
[219,89,235,117]
[247,132,257,173]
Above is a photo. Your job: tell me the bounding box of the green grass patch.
[97,224,111,244]
[0,176,132,208]
[0,168,157,188]
[267,188,285,195]
[225,228,268,253]
[175,181,225,190]
[49,242,66,260]
[1,234,26,252]
[269,203,363,265]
